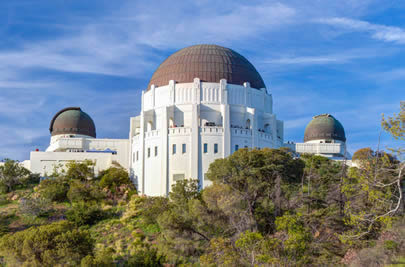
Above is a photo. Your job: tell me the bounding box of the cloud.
[317,17,405,44]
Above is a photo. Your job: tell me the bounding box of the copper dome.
[50,107,96,138]
[148,44,266,90]
[304,114,346,142]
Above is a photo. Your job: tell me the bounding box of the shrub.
[66,202,107,226]
[0,221,93,266]
[99,167,133,191]
[67,180,105,203]
[37,177,69,202]
[66,160,95,181]
[19,197,53,217]
[126,247,165,266]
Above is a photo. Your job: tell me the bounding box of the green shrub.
[0,221,93,266]
[66,202,107,226]
[99,167,133,191]
[126,247,165,266]
[66,160,95,181]
[37,177,69,202]
[0,195,10,206]
[384,240,399,251]
[67,180,105,203]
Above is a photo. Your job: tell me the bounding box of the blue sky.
[0,0,404,161]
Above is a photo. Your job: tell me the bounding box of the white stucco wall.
[130,78,283,196]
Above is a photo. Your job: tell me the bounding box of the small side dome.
[49,107,96,138]
[304,114,346,142]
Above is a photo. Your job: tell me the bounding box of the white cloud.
[318,17,405,44]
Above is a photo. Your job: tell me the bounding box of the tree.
[65,160,95,181]
[0,221,93,266]
[206,148,304,233]
[341,102,405,240]
[0,159,32,193]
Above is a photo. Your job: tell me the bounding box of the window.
[204,143,208,153]
[155,146,158,156]
[235,145,239,151]
[214,143,218,154]
[133,152,135,162]
[172,144,176,154]
[173,173,185,181]
[182,144,186,154]
[244,145,248,148]
[147,148,151,158]
[136,151,139,161]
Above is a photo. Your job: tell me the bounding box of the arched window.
[169,117,174,128]
[246,119,251,129]
[147,121,153,131]
[264,123,270,133]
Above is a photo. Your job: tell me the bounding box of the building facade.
[128,45,284,196]
[30,107,129,176]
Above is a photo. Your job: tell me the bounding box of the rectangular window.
[132,152,135,162]
[235,145,239,151]
[173,173,185,181]
[155,146,158,156]
[244,145,248,148]
[147,148,151,158]
[182,143,186,154]
[204,143,208,153]
[214,143,218,154]
[172,144,176,154]
[136,151,139,161]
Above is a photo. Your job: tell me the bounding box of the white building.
[285,114,351,160]
[26,44,286,196]
[128,44,284,196]
[30,107,129,176]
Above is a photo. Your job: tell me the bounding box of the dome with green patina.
[304,114,346,142]
[49,107,96,138]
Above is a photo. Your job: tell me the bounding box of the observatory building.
[26,44,351,197]
[128,44,284,196]
[30,107,129,176]
[285,114,351,160]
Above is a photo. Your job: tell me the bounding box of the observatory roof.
[304,114,346,142]
[148,44,266,90]
[49,107,96,138]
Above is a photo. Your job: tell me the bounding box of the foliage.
[207,148,304,233]
[382,101,405,142]
[67,179,105,203]
[99,167,133,190]
[0,159,33,193]
[66,202,107,226]
[66,160,95,181]
[37,177,70,202]
[0,221,93,266]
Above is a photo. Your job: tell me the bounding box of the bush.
[66,202,107,226]
[126,247,165,266]
[19,197,53,217]
[0,221,93,266]
[37,177,69,202]
[99,167,133,191]
[66,160,95,181]
[67,180,105,203]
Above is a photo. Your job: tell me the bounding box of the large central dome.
[148,44,266,90]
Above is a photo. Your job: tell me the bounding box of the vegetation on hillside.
[0,103,403,266]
